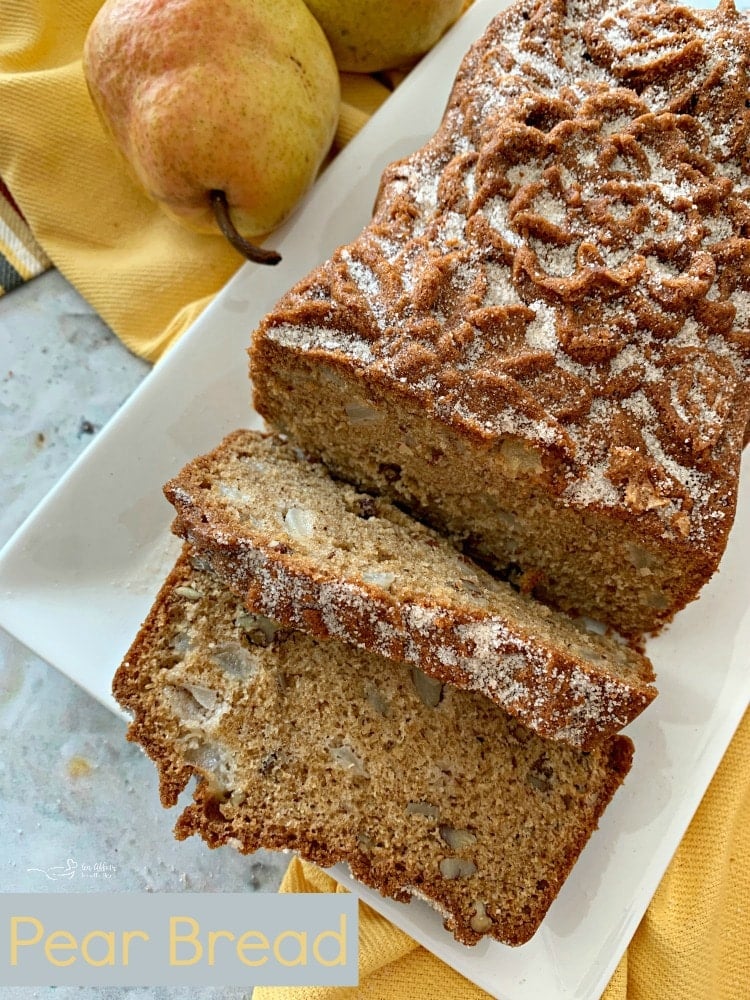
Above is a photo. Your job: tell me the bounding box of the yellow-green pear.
[303,0,464,73]
[83,0,340,263]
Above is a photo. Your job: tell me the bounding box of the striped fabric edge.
[0,182,52,296]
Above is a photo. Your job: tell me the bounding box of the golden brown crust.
[163,430,656,748]
[113,547,634,947]
[250,0,750,634]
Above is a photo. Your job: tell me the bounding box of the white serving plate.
[1,1,748,997]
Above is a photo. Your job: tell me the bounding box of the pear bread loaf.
[250,0,750,636]
[164,430,656,749]
[112,545,634,947]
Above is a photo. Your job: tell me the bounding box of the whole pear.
[303,0,464,73]
[83,0,340,262]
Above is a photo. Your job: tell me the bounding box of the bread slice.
[113,545,634,946]
[164,430,655,749]
[249,0,750,636]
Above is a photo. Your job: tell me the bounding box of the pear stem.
[209,189,281,265]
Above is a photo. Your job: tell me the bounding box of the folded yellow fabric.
[0,0,394,360]
[255,708,750,1000]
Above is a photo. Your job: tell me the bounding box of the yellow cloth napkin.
[0,0,395,359]
[256,708,750,1000]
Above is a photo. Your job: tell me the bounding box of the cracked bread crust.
[164,430,656,749]
[250,0,750,633]
[113,546,634,947]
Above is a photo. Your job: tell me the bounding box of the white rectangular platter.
[1,1,748,997]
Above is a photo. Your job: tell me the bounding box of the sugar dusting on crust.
[198,542,644,748]
[260,0,750,549]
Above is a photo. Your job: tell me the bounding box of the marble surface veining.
[0,270,288,1000]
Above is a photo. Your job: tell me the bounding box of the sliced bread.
[113,545,634,946]
[164,429,656,749]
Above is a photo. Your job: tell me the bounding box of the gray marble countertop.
[0,270,288,1000]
